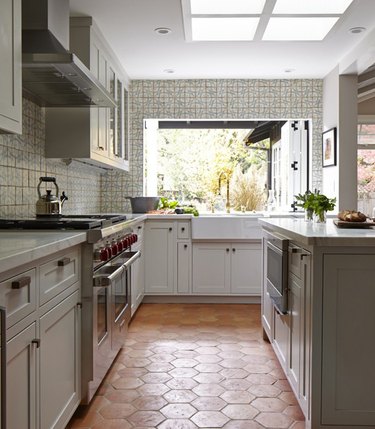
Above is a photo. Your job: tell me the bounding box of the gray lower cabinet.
[2,246,82,429]
[321,254,375,426]
[144,221,175,294]
[39,291,81,429]
[0,0,22,134]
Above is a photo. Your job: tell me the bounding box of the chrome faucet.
[218,172,231,213]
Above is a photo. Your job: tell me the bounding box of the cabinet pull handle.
[184,244,188,249]
[77,302,83,309]
[226,248,230,252]
[58,257,71,266]
[169,227,172,231]
[115,153,120,157]
[11,276,31,289]
[98,146,105,151]
[32,339,41,348]
[300,253,309,260]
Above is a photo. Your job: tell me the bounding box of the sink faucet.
[218,172,231,213]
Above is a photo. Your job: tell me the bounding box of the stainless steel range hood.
[22,0,116,108]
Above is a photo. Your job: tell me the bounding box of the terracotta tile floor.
[67,304,305,429]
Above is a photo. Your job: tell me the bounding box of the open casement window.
[271,121,309,212]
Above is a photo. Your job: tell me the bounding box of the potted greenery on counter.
[295,190,336,223]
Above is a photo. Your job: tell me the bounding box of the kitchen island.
[259,218,375,429]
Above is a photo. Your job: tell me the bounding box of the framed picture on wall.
[322,127,337,167]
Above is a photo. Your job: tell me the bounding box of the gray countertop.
[0,231,87,274]
[259,218,375,246]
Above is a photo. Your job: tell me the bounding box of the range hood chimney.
[22,0,116,108]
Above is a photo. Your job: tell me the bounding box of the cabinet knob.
[184,244,188,249]
[181,227,185,232]
[138,226,142,230]
[232,248,236,252]
[169,227,172,231]
[98,146,105,151]
[11,276,31,289]
[77,302,83,309]
[58,257,71,266]
[32,339,41,348]
[226,248,230,252]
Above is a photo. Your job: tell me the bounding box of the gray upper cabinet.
[0,0,22,134]
[45,17,129,171]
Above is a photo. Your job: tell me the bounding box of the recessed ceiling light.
[284,69,295,73]
[154,27,172,35]
[192,17,259,41]
[349,27,366,34]
[272,0,353,14]
[163,69,175,74]
[190,0,266,14]
[263,17,339,41]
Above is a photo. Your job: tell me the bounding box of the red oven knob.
[133,233,138,243]
[99,247,109,262]
[117,238,123,252]
[122,237,129,249]
[111,241,118,256]
[105,242,112,258]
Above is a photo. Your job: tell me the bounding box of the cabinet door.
[321,254,375,426]
[177,242,191,294]
[39,291,81,429]
[145,222,175,293]
[272,307,289,370]
[192,243,230,294]
[231,242,261,295]
[131,245,144,315]
[0,0,21,134]
[288,272,302,395]
[261,238,273,340]
[7,322,37,429]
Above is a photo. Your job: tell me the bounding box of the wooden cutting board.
[334,219,375,228]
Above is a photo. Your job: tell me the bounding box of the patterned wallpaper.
[0,98,102,217]
[102,79,323,213]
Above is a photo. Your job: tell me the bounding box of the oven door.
[111,251,140,353]
[92,264,123,394]
[266,240,288,314]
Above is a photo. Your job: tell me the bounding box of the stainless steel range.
[0,214,140,404]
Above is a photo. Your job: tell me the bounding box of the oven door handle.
[93,264,124,287]
[267,240,283,256]
[122,250,141,269]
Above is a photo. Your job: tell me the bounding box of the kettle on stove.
[36,177,68,216]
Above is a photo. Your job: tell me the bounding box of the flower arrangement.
[295,190,336,222]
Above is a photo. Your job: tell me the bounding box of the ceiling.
[69,0,375,80]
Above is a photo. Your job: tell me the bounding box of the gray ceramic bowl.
[125,196,160,213]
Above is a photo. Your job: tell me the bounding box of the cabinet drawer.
[39,249,79,305]
[0,268,36,328]
[177,222,190,239]
[289,244,308,279]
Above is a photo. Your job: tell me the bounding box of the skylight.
[192,17,259,41]
[190,0,266,15]
[183,0,354,42]
[263,17,339,41]
[272,0,353,15]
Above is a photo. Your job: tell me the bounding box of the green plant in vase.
[295,191,315,221]
[312,192,336,223]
